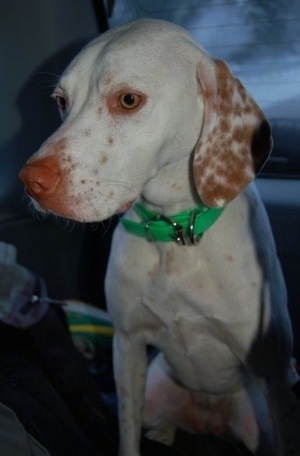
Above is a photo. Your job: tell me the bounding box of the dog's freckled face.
[20,82,151,220]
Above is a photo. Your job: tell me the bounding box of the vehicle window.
[107,0,300,178]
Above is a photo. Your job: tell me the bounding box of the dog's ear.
[193,59,272,207]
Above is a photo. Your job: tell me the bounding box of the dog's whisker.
[99,179,138,193]
[35,71,61,78]
[40,83,60,91]
[34,72,60,91]
[61,217,79,232]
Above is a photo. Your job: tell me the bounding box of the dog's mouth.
[27,194,79,219]
[116,200,135,214]
[30,194,136,221]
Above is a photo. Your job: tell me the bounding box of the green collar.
[121,203,225,245]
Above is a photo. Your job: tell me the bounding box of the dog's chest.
[106,224,260,338]
[107,231,216,320]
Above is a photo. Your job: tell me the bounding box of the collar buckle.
[157,210,203,246]
[188,209,203,245]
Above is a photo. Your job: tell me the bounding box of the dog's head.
[19,19,271,221]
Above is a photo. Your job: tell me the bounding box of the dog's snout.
[19,157,61,199]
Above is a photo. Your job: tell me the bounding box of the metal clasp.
[158,212,203,246]
[155,214,184,244]
[144,221,155,242]
[188,210,203,245]
[173,222,187,245]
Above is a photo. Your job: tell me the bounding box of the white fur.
[19,19,299,456]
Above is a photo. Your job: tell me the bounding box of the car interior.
[0,1,299,455]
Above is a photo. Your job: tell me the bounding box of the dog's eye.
[119,93,141,110]
[55,95,68,112]
[52,88,68,114]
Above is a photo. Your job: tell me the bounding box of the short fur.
[19,19,299,456]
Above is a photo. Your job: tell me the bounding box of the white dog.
[19,19,299,455]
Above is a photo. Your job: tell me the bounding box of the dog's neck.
[141,154,201,216]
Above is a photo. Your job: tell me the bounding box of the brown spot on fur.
[219,118,230,133]
[104,74,113,85]
[61,153,72,164]
[171,182,183,190]
[233,104,243,116]
[100,154,109,165]
[165,248,182,276]
[50,138,68,155]
[202,86,214,100]
[107,136,114,145]
[84,129,91,137]
[165,248,175,274]
[231,126,244,143]
[147,262,159,277]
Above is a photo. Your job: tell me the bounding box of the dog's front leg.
[113,332,148,456]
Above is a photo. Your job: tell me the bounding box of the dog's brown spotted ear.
[193,59,272,207]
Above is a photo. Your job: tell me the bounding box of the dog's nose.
[19,157,61,199]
